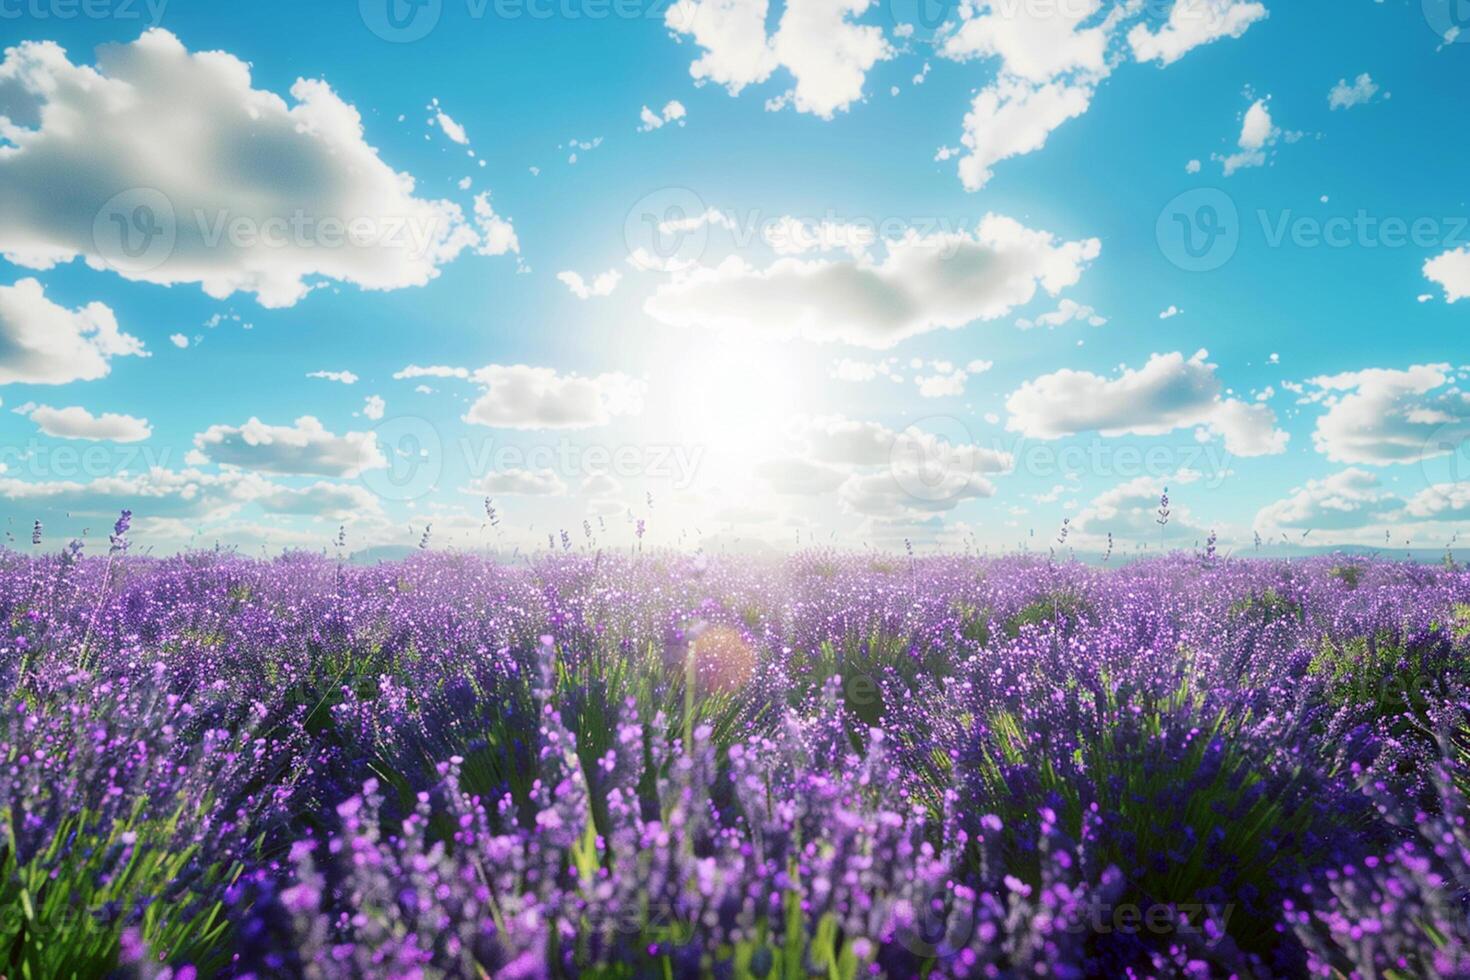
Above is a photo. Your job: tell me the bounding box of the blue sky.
[0,0,1467,556]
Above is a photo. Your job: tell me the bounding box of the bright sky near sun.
[0,0,1467,556]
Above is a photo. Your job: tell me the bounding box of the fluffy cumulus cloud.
[941,0,1110,83]
[193,416,386,477]
[914,359,992,398]
[1328,73,1379,110]
[557,268,622,299]
[954,77,1096,192]
[24,404,152,442]
[1016,297,1107,330]
[0,30,506,308]
[1128,0,1268,67]
[1071,473,1205,541]
[1407,482,1470,522]
[748,416,1013,520]
[463,365,645,429]
[1217,98,1279,176]
[665,0,891,118]
[1255,469,1405,532]
[755,457,847,494]
[0,467,251,521]
[1304,363,1470,464]
[644,214,1100,348]
[254,481,381,519]
[470,468,569,496]
[638,100,687,132]
[1424,247,1470,302]
[1005,350,1289,456]
[0,278,147,385]
[940,0,1265,190]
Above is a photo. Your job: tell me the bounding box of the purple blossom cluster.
[2,544,1470,977]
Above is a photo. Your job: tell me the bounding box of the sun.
[657,334,806,484]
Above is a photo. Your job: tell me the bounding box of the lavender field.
[2,535,1469,979]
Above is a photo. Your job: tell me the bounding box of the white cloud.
[1071,472,1205,541]
[25,404,152,442]
[796,415,1013,475]
[941,0,1109,83]
[1328,73,1378,110]
[756,456,848,494]
[0,467,250,521]
[434,109,469,144]
[1129,0,1268,67]
[194,416,385,477]
[1305,363,1470,464]
[914,359,992,398]
[1159,305,1183,319]
[831,357,897,382]
[954,77,1096,192]
[1424,247,1470,302]
[169,333,189,348]
[761,215,875,257]
[463,365,645,429]
[1255,469,1404,531]
[666,0,891,118]
[1216,98,1279,175]
[255,481,381,519]
[1005,349,1288,456]
[472,192,520,256]
[1408,482,1470,521]
[838,466,996,519]
[1016,297,1107,330]
[393,364,471,380]
[0,278,147,385]
[307,369,358,385]
[644,214,1100,348]
[1185,159,1201,174]
[638,100,688,131]
[0,31,500,307]
[665,0,777,96]
[931,1,1263,190]
[363,394,385,420]
[470,468,569,495]
[580,471,622,497]
[557,268,622,299]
